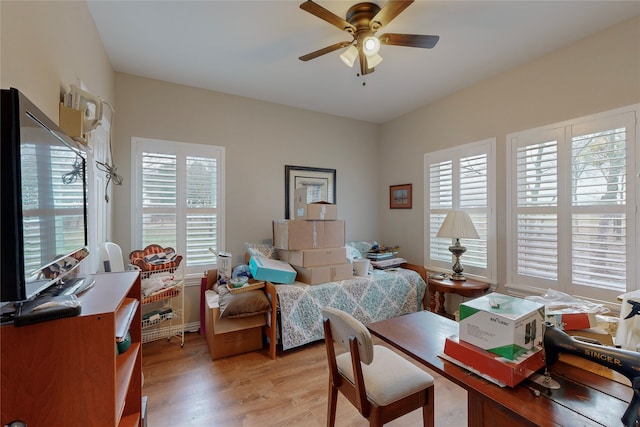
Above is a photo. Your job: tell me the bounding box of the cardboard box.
[459,292,545,360]
[305,203,337,220]
[292,263,353,285]
[204,290,265,360]
[545,306,598,331]
[278,247,347,267]
[273,219,345,250]
[59,103,84,142]
[566,327,614,346]
[293,187,338,220]
[443,335,544,387]
[249,256,297,284]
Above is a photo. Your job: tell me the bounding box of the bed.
[263,263,427,359]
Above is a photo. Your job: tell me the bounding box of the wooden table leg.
[438,292,447,317]
[429,288,436,313]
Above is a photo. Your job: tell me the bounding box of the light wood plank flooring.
[142,332,467,426]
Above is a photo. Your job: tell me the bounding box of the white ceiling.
[86,0,640,124]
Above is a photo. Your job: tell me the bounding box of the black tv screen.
[1,88,89,303]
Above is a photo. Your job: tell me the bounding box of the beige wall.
[0,1,114,121]
[379,15,640,288]
[112,76,380,327]
[112,73,380,263]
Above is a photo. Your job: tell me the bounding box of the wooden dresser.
[1,271,142,426]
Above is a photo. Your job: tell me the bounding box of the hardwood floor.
[142,332,467,426]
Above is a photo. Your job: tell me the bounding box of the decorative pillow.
[144,251,177,265]
[244,242,277,259]
[217,285,270,319]
[346,241,377,259]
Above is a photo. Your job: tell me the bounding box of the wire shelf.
[140,261,185,347]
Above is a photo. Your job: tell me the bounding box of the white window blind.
[132,138,224,276]
[515,134,560,283]
[185,156,218,266]
[425,139,496,282]
[571,126,627,291]
[507,106,638,303]
[22,144,86,275]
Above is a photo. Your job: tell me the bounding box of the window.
[131,137,225,276]
[424,139,496,282]
[21,143,86,275]
[507,105,638,303]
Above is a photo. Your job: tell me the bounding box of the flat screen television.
[1,88,89,304]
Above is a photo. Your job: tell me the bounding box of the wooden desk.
[427,276,488,318]
[368,310,632,427]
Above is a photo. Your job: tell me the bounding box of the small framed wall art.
[390,184,412,209]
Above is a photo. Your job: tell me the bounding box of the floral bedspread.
[274,268,426,351]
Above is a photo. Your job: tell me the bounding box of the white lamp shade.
[340,45,358,68]
[366,53,383,68]
[437,211,480,239]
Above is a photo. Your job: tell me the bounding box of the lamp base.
[450,272,466,281]
[449,240,467,281]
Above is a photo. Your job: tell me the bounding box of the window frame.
[130,137,225,278]
[506,104,639,306]
[424,138,497,283]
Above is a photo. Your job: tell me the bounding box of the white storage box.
[458,292,545,360]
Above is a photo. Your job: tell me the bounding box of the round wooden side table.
[427,276,489,319]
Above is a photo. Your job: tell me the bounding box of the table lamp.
[437,211,479,281]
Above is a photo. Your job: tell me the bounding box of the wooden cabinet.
[1,271,142,426]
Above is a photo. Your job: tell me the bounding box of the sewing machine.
[544,323,640,426]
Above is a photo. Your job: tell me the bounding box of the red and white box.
[442,335,544,387]
[545,305,598,331]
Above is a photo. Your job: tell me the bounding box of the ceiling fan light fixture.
[362,36,380,56]
[340,45,358,68]
[366,52,383,68]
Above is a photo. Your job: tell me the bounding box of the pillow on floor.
[217,284,270,319]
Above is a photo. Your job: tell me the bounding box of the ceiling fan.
[298,0,439,76]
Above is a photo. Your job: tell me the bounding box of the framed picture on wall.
[285,165,336,219]
[390,184,412,209]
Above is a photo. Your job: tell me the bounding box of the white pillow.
[345,241,376,259]
[244,242,277,259]
[345,245,363,262]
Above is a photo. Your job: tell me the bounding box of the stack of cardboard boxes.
[272,189,352,285]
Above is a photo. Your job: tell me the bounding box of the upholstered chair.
[322,307,435,427]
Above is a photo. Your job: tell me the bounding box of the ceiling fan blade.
[299,41,352,61]
[378,33,440,49]
[300,0,356,34]
[370,0,414,31]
